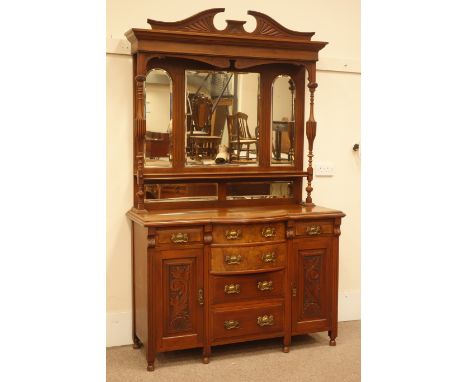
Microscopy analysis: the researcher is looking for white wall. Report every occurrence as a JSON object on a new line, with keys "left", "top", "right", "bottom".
{"left": 107, "top": 0, "right": 360, "bottom": 347}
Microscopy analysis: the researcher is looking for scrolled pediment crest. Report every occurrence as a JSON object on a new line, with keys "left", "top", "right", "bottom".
{"left": 147, "top": 8, "right": 315, "bottom": 41}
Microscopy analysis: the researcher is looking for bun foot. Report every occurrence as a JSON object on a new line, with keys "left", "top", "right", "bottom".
{"left": 147, "top": 363, "right": 155, "bottom": 372}
{"left": 202, "top": 356, "right": 210, "bottom": 364}
{"left": 329, "top": 339, "right": 336, "bottom": 346}
{"left": 282, "top": 346, "right": 290, "bottom": 353}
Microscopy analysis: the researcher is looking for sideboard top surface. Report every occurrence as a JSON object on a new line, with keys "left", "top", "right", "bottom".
{"left": 127, "top": 204, "right": 345, "bottom": 227}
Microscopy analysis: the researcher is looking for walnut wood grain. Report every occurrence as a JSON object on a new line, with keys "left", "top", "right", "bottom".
{"left": 211, "top": 243, "right": 287, "bottom": 274}
{"left": 211, "top": 222, "right": 285, "bottom": 244}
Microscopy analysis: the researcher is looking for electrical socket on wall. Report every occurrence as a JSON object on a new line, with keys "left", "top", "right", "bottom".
{"left": 315, "top": 162, "right": 334, "bottom": 176}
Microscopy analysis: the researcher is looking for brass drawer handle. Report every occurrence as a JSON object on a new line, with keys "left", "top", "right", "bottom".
{"left": 257, "top": 315, "right": 274, "bottom": 327}
{"left": 306, "top": 225, "right": 321, "bottom": 236}
{"left": 224, "top": 320, "right": 240, "bottom": 330}
{"left": 225, "top": 254, "right": 242, "bottom": 265}
{"left": 257, "top": 280, "right": 273, "bottom": 291}
{"left": 261, "top": 252, "right": 276, "bottom": 263}
{"left": 261, "top": 226, "right": 276, "bottom": 238}
{"left": 224, "top": 284, "right": 241, "bottom": 294}
{"left": 225, "top": 229, "right": 241, "bottom": 240}
{"left": 171, "top": 232, "right": 189, "bottom": 243}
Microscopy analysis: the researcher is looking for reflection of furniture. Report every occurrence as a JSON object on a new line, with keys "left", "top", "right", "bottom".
{"left": 145, "top": 132, "right": 170, "bottom": 159}
{"left": 187, "top": 94, "right": 222, "bottom": 159}
{"left": 126, "top": 8, "right": 344, "bottom": 373}
{"left": 227, "top": 112, "right": 258, "bottom": 161}
{"left": 272, "top": 121, "right": 294, "bottom": 161}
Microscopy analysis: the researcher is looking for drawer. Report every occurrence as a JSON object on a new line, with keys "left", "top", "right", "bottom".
{"left": 211, "top": 302, "right": 284, "bottom": 341}
{"left": 156, "top": 226, "right": 203, "bottom": 244}
{"left": 211, "top": 243, "right": 287, "bottom": 273}
{"left": 295, "top": 220, "right": 333, "bottom": 237}
{"left": 211, "top": 270, "right": 284, "bottom": 304}
{"left": 212, "top": 222, "right": 285, "bottom": 244}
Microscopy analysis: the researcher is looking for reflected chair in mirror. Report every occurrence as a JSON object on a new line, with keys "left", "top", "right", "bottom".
{"left": 227, "top": 112, "right": 258, "bottom": 161}
{"left": 187, "top": 94, "right": 221, "bottom": 160}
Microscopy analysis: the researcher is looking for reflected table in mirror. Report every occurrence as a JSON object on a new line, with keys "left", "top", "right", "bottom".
{"left": 272, "top": 121, "right": 294, "bottom": 163}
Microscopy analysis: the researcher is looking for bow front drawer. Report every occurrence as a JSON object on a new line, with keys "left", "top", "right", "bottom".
{"left": 211, "top": 243, "right": 287, "bottom": 273}
{"left": 212, "top": 222, "right": 285, "bottom": 244}
{"left": 211, "top": 270, "right": 284, "bottom": 304}
{"left": 211, "top": 302, "right": 284, "bottom": 342}
{"left": 155, "top": 226, "right": 203, "bottom": 244}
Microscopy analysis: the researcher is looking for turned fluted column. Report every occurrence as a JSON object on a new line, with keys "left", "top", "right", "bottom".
{"left": 134, "top": 74, "right": 147, "bottom": 211}
{"left": 304, "top": 63, "right": 318, "bottom": 206}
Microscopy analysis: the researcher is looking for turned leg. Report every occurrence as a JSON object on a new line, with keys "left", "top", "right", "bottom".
{"left": 328, "top": 329, "right": 337, "bottom": 346}
{"left": 283, "top": 335, "right": 291, "bottom": 353}
{"left": 146, "top": 361, "right": 155, "bottom": 372}
{"left": 146, "top": 347, "right": 156, "bottom": 372}
{"left": 132, "top": 336, "right": 142, "bottom": 349}
{"left": 202, "top": 346, "right": 211, "bottom": 364}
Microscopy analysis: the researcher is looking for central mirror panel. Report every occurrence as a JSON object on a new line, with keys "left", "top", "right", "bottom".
{"left": 144, "top": 69, "right": 173, "bottom": 168}
{"left": 185, "top": 70, "right": 260, "bottom": 166}
{"left": 271, "top": 75, "right": 295, "bottom": 166}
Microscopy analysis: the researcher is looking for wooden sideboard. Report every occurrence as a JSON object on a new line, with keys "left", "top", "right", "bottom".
{"left": 127, "top": 205, "right": 343, "bottom": 371}
{"left": 124, "top": 8, "right": 344, "bottom": 371}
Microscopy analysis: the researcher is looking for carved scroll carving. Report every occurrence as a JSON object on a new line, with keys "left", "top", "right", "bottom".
{"left": 168, "top": 264, "right": 192, "bottom": 332}
{"left": 147, "top": 8, "right": 315, "bottom": 41}
{"left": 303, "top": 254, "right": 322, "bottom": 316}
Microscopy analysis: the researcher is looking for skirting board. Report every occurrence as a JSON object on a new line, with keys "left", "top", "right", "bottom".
{"left": 106, "top": 290, "right": 361, "bottom": 347}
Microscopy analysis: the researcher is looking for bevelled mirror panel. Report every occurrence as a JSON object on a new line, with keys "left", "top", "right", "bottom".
{"left": 144, "top": 69, "right": 173, "bottom": 167}
{"left": 271, "top": 75, "right": 295, "bottom": 166}
{"left": 185, "top": 70, "right": 260, "bottom": 167}
{"left": 144, "top": 183, "right": 218, "bottom": 202}
{"left": 226, "top": 181, "right": 293, "bottom": 200}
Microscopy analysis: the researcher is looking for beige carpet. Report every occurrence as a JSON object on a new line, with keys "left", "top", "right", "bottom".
{"left": 107, "top": 320, "right": 360, "bottom": 382}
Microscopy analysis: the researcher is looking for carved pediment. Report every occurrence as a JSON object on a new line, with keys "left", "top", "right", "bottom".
{"left": 147, "top": 8, "right": 315, "bottom": 41}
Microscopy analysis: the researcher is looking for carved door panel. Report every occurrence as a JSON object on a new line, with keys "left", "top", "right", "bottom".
{"left": 292, "top": 237, "right": 331, "bottom": 334}
{"left": 156, "top": 248, "right": 204, "bottom": 350}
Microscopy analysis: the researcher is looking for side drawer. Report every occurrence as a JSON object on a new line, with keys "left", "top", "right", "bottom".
{"left": 212, "top": 222, "right": 285, "bottom": 244}
{"left": 211, "top": 302, "right": 284, "bottom": 342}
{"left": 211, "top": 270, "right": 284, "bottom": 304}
{"left": 156, "top": 226, "right": 203, "bottom": 244}
{"left": 211, "top": 243, "right": 287, "bottom": 273}
{"left": 294, "top": 220, "right": 334, "bottom": 237}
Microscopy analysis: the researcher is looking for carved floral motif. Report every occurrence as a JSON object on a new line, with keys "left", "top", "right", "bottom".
{"left": 303, "top": 255, "right": 321, "bottom": 315}
{"left": 168, "top": 264, "right": 191, "bottom": 331}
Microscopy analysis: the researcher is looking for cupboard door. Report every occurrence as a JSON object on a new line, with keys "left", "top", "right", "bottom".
{"left": 292, "top": 237, "right": 331, "bottom": 334}
{"left": 156, "top": 248, "right": 204, "bottom": 350}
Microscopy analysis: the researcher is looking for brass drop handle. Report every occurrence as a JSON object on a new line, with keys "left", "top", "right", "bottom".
{"left": 171, "top": 232, "right": 189, "bottom": 243}
{"left": 261, "top": 226, "right": 276, "bottom": 238}
{"left": 257, "top": 281, "right": 273, "bottom": 291}
{"left": 224, "top": 284, "right": 241, "bottom": 294}
{"left": 225, "top": 254, "right": 242, "bottom": 265}
{"left": 224, "top": 320, "right": 240, "bottom": 330}
{"left": 257, "top": 315, "right": 274, "bottom": 327}
{"left": 261, "top": 252, "right": 276, "bottom": 263}
{"left": 306, "top": 225, "right": 321, "bottom": 236}
{"left": 225, "top": 229, "right": 241, "bottom": 240}
{"left": 198, "top": 289, "right": 204, "bottom": 306}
